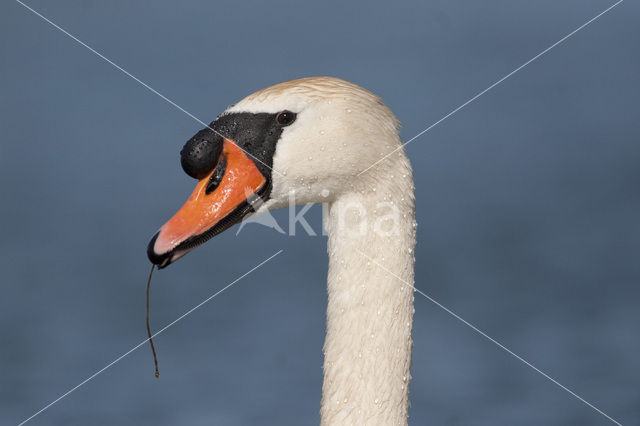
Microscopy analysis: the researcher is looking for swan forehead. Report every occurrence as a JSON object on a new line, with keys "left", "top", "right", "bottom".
{"left": 226, "top": 77, "right": 385, "bottom": 115}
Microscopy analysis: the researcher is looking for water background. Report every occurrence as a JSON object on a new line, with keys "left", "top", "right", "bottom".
{"left": 1, "top": 1, "right": 638, "bottom": 424}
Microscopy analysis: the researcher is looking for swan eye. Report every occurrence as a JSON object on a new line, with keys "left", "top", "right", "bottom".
{"left": 276, "top": 110, "right": 296, "bottom": 126}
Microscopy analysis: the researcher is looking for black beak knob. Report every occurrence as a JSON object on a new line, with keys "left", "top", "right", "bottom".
{"left": 180, "top": 128, "right": 223, "bottom": 180}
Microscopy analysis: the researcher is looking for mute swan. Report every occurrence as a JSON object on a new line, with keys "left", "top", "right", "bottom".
{"left": 148, "top": 77, "right": 416, "bottom": 425}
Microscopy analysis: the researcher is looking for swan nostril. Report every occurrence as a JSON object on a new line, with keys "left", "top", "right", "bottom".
{"left": 205, "top": 153, "right": 227, "bottom": 194}
{"left": 180, "top": 129, "right": 223, "bottom": 180}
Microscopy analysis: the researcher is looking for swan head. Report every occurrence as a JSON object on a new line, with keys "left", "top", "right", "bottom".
{"left": 148, "top": 77, "right": 402, "bottom": 268}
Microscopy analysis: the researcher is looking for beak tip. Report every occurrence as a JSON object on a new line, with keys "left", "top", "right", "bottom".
{"left": 147, "top": 231, "right": 171, "bottom": 268}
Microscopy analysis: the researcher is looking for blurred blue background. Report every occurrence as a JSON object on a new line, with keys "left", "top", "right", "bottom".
{"left": 1, "top": 0, "right": 638, "bottom": 424}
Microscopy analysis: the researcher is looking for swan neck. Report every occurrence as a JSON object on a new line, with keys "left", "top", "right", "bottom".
{"left": 321, "top": 172, "right": 416, "bottom": 425}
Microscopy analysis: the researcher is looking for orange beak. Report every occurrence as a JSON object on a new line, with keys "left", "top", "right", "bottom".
{"left": 147, "top": 139, "right": 267, "bottom": 268}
